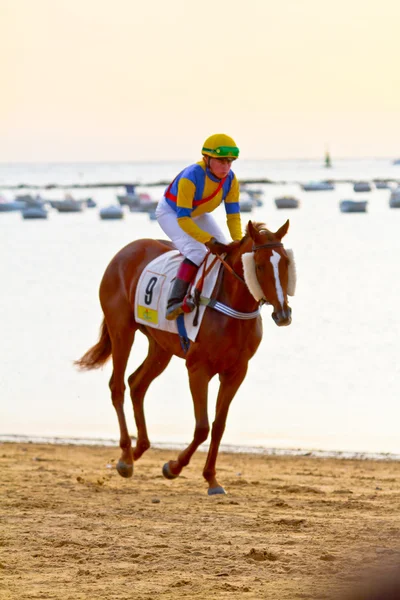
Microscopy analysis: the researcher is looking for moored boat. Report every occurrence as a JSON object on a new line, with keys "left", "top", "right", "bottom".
{"left": 99, "top": 205, "right": 124, "bottom": 220}
{"left": 301, "top": 181, "right": 335, "bottom": 191}
{"left": 373, "top": 180, "right": 391, "bottom": 190}
{"left": 51, "top": 195, "right": 84, "bottom": 212}
{"left": 239, "top": 191, "right": 254, "bottom": 212}
{"left": 389, "top": 187, "right": 400, "bottom": 208}
{"left": 131, "top": 192, "right": 158, "bottom": 213}
{"left": 117, "top": 185, "right": 141, "bottom": 209}
{"left": 85, "top": 198, "right": 97, "bottom": 208}
{"left": 340, "top": 200, "right": 368, "bottom": 213}
{"left": 275, "top": 196, "right": 300, "bottom": 209}
{"left": 0, "top": 193, "right": 45, "bottom": 212}
{"left": 22, "top": 205, "right": 48, "bottom": 219}
{"left": 0, "top": 198, "right": 26, "bottom": 212}
{"left": 241, "top": 186, "right": 264, "bottom": 207}
{"left": 353, "top": 182, "right": 372, "bottom": 192}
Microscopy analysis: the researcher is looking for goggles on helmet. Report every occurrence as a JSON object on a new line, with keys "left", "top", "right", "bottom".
{"left": 202, "top": 145, "right": 239, "bottom": 159}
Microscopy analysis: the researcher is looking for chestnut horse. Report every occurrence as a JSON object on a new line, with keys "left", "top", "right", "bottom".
{"left": 75, "top": 220, "right": 294, "bottom": 495}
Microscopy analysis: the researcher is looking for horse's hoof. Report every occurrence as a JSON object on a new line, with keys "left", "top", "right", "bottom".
{"left": 162, "top": 462, "right": 178, "bottom": 480}
{"left": 116, "top": 460, "right": 134, "bottom": 478}
{"left": 208, "top": 485, "right": 226, "bottom": 496}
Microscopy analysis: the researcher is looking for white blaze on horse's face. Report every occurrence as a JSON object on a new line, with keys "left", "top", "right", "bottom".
{"left": 270, "top": 250, "right": 285, "bottom": 309}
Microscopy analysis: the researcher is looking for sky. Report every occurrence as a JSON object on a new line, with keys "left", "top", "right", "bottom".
{"left": 1, "top": 0, "right": 400, "bottom": 161}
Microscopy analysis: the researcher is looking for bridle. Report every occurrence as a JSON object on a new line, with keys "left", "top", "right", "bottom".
{"left": 193, "top": 240, "right": 285, "bottom": 325}
{"left": 213, "top": 241, "right": 284, "bottom": 285}
{"left": 252, "top": 242, "right": 283, "bottom": 251}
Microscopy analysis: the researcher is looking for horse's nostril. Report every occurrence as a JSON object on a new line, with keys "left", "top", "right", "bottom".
{"left": 272, "top": 309, "right": 292, "bottom": 326}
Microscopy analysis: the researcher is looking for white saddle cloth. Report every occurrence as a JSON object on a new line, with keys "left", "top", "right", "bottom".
{"left": 134, "top": 250, "right": 221, "bottom": 342}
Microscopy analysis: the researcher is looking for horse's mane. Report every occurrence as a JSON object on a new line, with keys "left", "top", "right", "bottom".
{"left": 239, "top": 221, "right": 268, "bottom": 247}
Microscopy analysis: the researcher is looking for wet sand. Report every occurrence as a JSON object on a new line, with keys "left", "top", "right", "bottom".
{"left": 1, "top": 442, "right": 400, "bottom": 599}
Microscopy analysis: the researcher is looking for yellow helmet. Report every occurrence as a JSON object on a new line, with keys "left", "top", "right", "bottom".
{"left": 202, "top": 133, "right": 240, "bottom": 159}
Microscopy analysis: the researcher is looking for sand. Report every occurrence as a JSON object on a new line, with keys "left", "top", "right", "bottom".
{"left": 1, "top": 442, "right": 400, "bottom": 600}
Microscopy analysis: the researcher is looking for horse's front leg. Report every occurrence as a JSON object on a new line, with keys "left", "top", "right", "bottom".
{"left": 162, "top": 367, "right": 211, "bottom": 480}
{"left": 203, "top": 363, "right": 249, "bottom": 495}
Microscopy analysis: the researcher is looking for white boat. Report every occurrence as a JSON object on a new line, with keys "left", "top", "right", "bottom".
{"left": 353, "top": 182, "right": 372, "bottom": 192}
{"left": 0, "top": 195, "right": 25, "bottom": 212}
{"left": 373, "top": 180, "right": 391, "bottom": 189}
{"left": 301, "top": 181, "right": 335, "bottom": 191}
{"left": 340, "top": 200, "right": 368, "bottom": 213}
{"left": 130, "top": 192, "right": 158, "bottom": 213}
{"left": 241, "top": 186, "right": 264, "bottom": 207}
{"left": 85, "top": 198, "right": 97, "bottom": 208}
{"left": 239, "top": 191, "right": 254, "bottom": 212}
{"left": 117, "top": 185, "right": 141, "bottom": 209}
{"left": 50, "top": 195, "right": 84, "bottom": 212}
{"left": 22, "top": 205, "right": 48, "bottom": 219}
{"left": 15, "top": 194, "right": 40, "bottom": 205}
{"left": 275, "top": 196, "right": 300, "bottom": 209}
{"left": 0, "top": 193, "right": 46, "bottom": 212}
{"left": 99, "top": 205, "right": 124, "bottom": 220}
{"left": 389, "top": 188, "right": 400, "bottom": 208}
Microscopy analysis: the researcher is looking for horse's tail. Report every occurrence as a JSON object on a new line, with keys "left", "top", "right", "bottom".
{"left": 74, "top": 318, "right": 112, "bottom": 370}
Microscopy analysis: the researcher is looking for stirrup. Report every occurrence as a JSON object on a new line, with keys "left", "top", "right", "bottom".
{"left": 165, "top": 297, "right": 195, "bottom": 321}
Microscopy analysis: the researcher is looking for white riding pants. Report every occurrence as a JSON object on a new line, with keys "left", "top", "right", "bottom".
{"left": 155, "top": 197, "right": 229, "bottom": 266}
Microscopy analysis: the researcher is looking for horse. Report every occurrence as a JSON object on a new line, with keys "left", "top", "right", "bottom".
{"left": 75, "top": 220, "right": 295, "bottom": 495}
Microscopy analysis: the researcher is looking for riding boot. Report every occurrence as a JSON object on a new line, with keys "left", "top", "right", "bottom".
{"left": 166, "top": 258, "right": 198, "bottom": 321}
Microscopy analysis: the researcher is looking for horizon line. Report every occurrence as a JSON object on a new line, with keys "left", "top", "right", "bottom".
{"left": 0, "top": 156, "right": 399, "bottom": 166}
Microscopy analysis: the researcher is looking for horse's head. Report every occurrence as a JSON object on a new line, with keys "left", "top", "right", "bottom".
{"left": 242, "top": 220, "right": 296, "bottom": 327}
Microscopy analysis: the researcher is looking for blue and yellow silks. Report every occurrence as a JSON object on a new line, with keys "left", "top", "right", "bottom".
{"left": 164, "top": 161, "right": 242, "bottom": 244}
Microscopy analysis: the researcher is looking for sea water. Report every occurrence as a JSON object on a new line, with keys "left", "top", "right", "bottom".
{"left": 1, "top": 159, "right": 400, "bottom": 456}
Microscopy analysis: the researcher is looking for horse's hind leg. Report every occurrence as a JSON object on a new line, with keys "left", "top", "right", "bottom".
{"left": 128, "top": 337, "right": 172, "bottom": 461}
{"left": 107, "top": 313, "right": 137, "bottom": 478}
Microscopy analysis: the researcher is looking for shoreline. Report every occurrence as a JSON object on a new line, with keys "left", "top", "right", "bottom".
{"left": 1, "top": 433, "right": 400, "bottom": 462}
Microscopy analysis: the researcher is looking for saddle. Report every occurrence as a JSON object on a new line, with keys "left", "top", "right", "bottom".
{"left": 134, "top": 250, "right": 221, "bottom": 343}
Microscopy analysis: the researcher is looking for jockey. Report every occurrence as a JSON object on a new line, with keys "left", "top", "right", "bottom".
{"left": 156, "top": 133, "right": 243, "bottom": 321}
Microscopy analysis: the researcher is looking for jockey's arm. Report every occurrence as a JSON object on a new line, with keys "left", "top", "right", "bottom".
{"left": 176, "top": 178, "right": 213, "bottom": 243}
{"left": 224, "top": 175, "right": 243, "bottom": 241}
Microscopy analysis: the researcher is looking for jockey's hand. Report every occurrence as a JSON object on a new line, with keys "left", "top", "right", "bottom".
{"left": 205, "top": 237, "right": 232, "bottom": 255}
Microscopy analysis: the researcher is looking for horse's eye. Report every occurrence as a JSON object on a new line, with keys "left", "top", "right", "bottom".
{"left": 256, "top": 264, "right": 264, "bottom": 272}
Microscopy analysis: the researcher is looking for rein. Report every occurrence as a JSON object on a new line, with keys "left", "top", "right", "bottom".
{"left": 214, "top": 253, "right": 246, "bottom": 284}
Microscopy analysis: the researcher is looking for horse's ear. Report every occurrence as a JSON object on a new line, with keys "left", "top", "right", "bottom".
{"left": 247, "top": 221, "right": 259, "bottom": 242}
{"left": 275, "top": 220, "right": 290, "bottom": 240}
